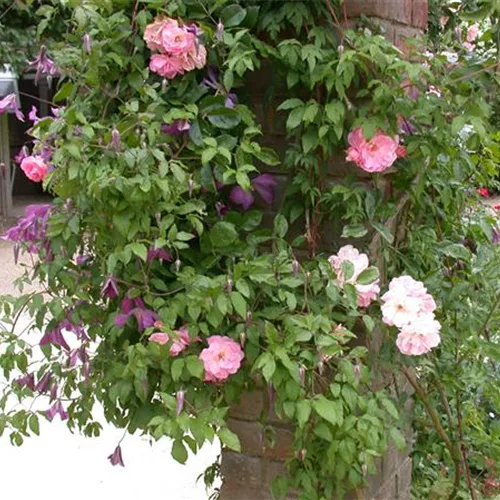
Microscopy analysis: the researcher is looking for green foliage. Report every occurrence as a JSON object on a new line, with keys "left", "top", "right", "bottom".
{"left": 1, "top": 1, "right": 500, "bottom": 499}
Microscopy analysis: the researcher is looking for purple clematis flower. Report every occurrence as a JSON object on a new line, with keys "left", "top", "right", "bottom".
{"left": 101, "top": 276, "right": 119, "bottom": 299}
{"left": 35, "top": 372, "right": 52, "bottom": 393}
{"left": 28, "top": 106, "right": 41, "bottom": 124}
{"left": 28, "top": 45, "right": 58, "bottom": 85}
{"left": 115, "top": 297, "right": 158, "bottom": 332}
{"left": 15, "top": 373, "right": 35, "bottom": 391}
{"left": 161, "top": 120, "right": 191, "bottom": 136}
{"left": 176, "top": 391, "right": 185, "bottom": 416}
{"left": 0, "top": 93, "right": 25, "bottom": 122}
{"left": 76, "top": 255, "right": 91, "bottom": 266}
{"left": 110, "top": 127, "right": 121, "bottom": 151}
{"left": 215, "top": 20, "right": 224, "bottom": 41}
{"left": 202, "top": 66, "right": 219, "bottom": 90}
{"left": 229, "top": 174, "right": 277, "bottom": 211}
{"left": 40, "top": 327, "right": 71, "bottom": 351}
{"left": 2, "top": 204, "right": 52, "bottom": 263}
{"left": 14, "top": 146, "right": 29, "bottom": 165}
{"left": 83, "top": 33, "right": 92, "bottom": 53}
{"left": 46, "top": 400, "right": 68, "bottom": 421}
{"left": 69, "top": 346, "right": 88, "bottom": 368}
{"left": 215, "top": 201, "right": 229, "bottom": 218}
{"left": 225, "top": 93, "right": 238, "bottom": 108}
{"left": 108, "top": 445, "right": 125, "bottom": 467}
{"left": 147, "top": 248, "right": 173, "bottom": 262}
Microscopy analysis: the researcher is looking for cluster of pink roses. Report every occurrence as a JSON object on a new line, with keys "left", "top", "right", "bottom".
{"left": 150, "top": 326, "right": 244, "bottom": 382}
{"left": 346, "top": 127, "right": 406, "bottom": 173}
{"left": 144, "top": 17, "right": 207, "bottom": 80}
{"left": 329, "top": 245, "right": 380, "bottom": 308}
{"left": 381, "top": 276, "right": 441, "bottom": 356}
{"left": 20, "top": 155, "right": 49, "bottom": 183}
{"left": 464, "top": 24, "right": 480, "bottom": 52}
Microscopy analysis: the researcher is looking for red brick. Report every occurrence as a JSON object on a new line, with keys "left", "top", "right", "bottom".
{"left": 220, "top": 481, "right": 272, "bottom": 500}
{"left": 221, "top": 451, "right": 263, "bottom": 486}
{"left": 412, "top": 0, "right": 428, "bottom": 29}
{"left": 227, "top": 419, "right": 263, "bottom": 456}
{"left": 230, "top": 391, "right": 265, "bottom": 422}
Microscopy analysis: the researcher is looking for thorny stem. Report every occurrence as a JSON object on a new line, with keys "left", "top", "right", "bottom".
{"left": 400, "top": 366, "right": 462, "bottom": 500}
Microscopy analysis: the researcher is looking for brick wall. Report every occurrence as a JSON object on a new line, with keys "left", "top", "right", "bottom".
{"left": 220, "top": 1, "right": 427, "bottom": 498}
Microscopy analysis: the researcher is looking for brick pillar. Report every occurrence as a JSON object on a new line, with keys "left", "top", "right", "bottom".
{"left": 220, "top": 2, "right": 427, "bottom": 499}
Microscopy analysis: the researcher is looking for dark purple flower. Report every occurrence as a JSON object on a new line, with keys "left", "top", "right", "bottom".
{"left": 108, "top": 445, "right": 125, "bottom": 467}
{"left": 69, "top": 346, "right": 88, "bottom": 368}
{"left": 252, "top": 174, "right": 277, "bottom": 205}
{"left": 161, "top": 120, "right": 191, "bottom": 136}
{"left": 50, "top": 383, "right": 58, "bottom": 402}
{"left": 101, "top": 276, "right": 119, "bottom": 299}
{"left": 28, "top": 46, "right": 58, "bottom": 85}
{"left": 46, "top": 400, "right": 68, "bottom": 421}
{"left": 215, "top": 201, "right": 228, "bottom": 218}
{"left": 35, "top": 372, "right": 52, "bottom": 393}
{"left": 51, "top": 106, "right": 62, "bottom": 117}
{"left": 147, "top": 248, "right": 173, "bottom": 262}
{"left": 40, "top": 327, "right": 70, "bottom": 351}
{"left": 15, "top": 373, "right": 35, "bottom": 391}
{"left": 202, "top": 66, "right": 219, "bottom": 89}
{"left": 215, "top": 20, "right": 224, "bottom": 41}
{"left": 115, "top": 297, "right": 158, "bottom": 331}
{"left": 0, "top": 93, "right": 24, "bottom": 122}
{"left": 76, "top": 255, "right": 91, "bottom": 266}
{"left": 83, "top": 33, "right": 92, "bottom": 53}
{"left": 230, "top": 186, "right": 254, "bottom": 210}
{"left": 176, "top": 391, "right": 185, "bottom": 416}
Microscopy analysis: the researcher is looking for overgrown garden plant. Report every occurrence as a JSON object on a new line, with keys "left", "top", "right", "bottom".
{"left": 0, "top": 1, "right": 499, "bottom": 499}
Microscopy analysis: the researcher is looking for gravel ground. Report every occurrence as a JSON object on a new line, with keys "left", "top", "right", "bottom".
{"left": 0, "top": 204, "right": 220, "bottom": 500}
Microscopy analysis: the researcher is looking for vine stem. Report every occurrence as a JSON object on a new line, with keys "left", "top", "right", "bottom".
{"left": 400, "top": 366, "right": 461, "bottom": 500}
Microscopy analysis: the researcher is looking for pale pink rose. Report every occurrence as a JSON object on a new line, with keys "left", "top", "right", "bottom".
{"left": 381, "top": 295, "right": 422, "bottom": 328}
{"left": 20, "top": 155, "right": 48, "bottom": 183}
{"left": 183, "top": 44, "right": 207, "bottom": 71}
{"left": 467, "top": 24, "right": 480, "bottom": 42}
{"left": 144, "top": 18, "right": 179, "bottom": 52}
{"left": 328, "top": 245, "right": 369, "bottom": 285}
{"left": 463, "top": 41, "right": 475, "bottom": 52}
{"left": 356, "top": 281, "right": 380, "bottom": 308}
{"left": 161, "top": 23, "right": 196, "bottom": 56}
{"left": 149, "top": 54, "right": 184, "bottom": 79}
{"left": 396, "top": 316, "right": 441, "bottom": 356}
{"left": 199, "top": 335, "right": 244, "bottom": 382}
{"left": 346, "top": 128, "right": 399, "bottom": 173}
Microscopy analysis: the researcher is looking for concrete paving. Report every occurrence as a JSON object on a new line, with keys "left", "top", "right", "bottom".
{"left": 0, "top": 202, "right": 220, "bottom": 500}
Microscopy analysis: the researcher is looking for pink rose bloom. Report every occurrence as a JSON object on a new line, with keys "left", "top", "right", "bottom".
{"left": 356, "top": 282, "right": 380, "bottom": 308}
{"left": 384, "top": 276, "right": 436, "bottom": 314}
{"left": 346, "top": 128, "right": 399, "bottom": 173}
{"left": 182, "top": 44, "right": 207, "bottom": 71}
{"left": 199, "top": 335, "right": 244, "bottom": 382}
{"left": 396, "top": 316, "right": 441, "bottom": 356}
{"left": 328, "top": 245, "right": 369, "bottom": 285}
{"left": 463, "top": 41, "right": 475, "bottom": 52}
{"left": 20, "top": 155, "right": 48, "bottom": 183}
{"left": 467, "top": 24, "right": 480, "bottom": 42}
{"left": 161, "top": 23, "right": 196, "bottom": 56}
{"left": 149, "top": 327, "right": 195, "bottom": 356}
{"left": 381, "top": 295, "right": 422, "bottom": 328}
{"left": 149, "top": 54, "right": 184, "bottom": 79}
{"left": 144, "top": 18, "right": 179, "bottom": 52}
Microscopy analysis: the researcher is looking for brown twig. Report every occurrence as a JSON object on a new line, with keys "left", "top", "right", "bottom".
{"left": 401, "top": 366, "right": 462, "bottom": 500}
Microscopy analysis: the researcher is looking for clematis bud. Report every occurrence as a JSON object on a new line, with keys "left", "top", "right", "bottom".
{"left": 50, "top": 383, "right": 58, "bottom": 402}
{"left": 176, "top": 390, "right": 185, "bottom": 416}
{"left": 298, "top": 449, "right": 307, "bottom": 461}
{"left": 215, "top": 20, "right": 224, "bottom": 41}
{"left": 318, "top": 360, "right": 324, "bottom": 375}
{"left": 305, "top": 271, "right": 311, "bottom": 283}
{"left": 225, "top": 278, "right": 233, "bottom": 293}
{"left": 246, "top": 311, "right": 252, "bottom": 326}
{"left": 101, "top": 276, "right": 119, "bottom": 299}
{"left": 362, "top": 464, "right": 368, "bottom": 477}
{"left": 299, "top": 366, "right": 306, "bottom": 386}
{"left": 338, "top": 44, "right": 344, "bottom": 55}
{"left": 46, "top": 400, "right": 68, "bottom": 421}
{"left": 188, "top": 177, "right": 194, "bottom": 197}
{"left": 175, "top": 259, "right": 181, "bottom": 272}
{"left": 108, "top": 445, "right": 125, "bottom": 467}
{"left": 162, "top": 79, "right": 168, "bottom": 91}
{"left": 354, "top": 364, "right": 362, "bottom": 379}
{"left": 292, "top": 259, "right": 300, "bottom": 275}
{"left": 155, "top": 213, "right": 161, "bottom": 225}
{"left": 239, "top": 331, "right": 246, "bottom": 347}
{"left": 35, "top": 372, "right": 51, "bottom": 393}
{"left": 83, "top": 33, "right": 92, "bottom": 53}
{"left": 110, "top": 127, "right": 121, "bottom": 151}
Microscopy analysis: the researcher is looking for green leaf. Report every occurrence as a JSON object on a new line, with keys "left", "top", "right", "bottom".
{"left": 381, "top": 398, "right": 399, "bottom": 420}
{"left": 277, "top": 98, "right": 304, "bottom": 111}
{"left": 221, "top": 4, "right": 247, "bottom": 27}
{"left": 313, "top": 396, "right": 344, "bottom": 427}
{"left": 286, "top": 107, "right": 304, "bottom": 130}
{"left": 274, "top": 214, "right": 288, "bottom": 238}
{"left": 186, "top": 356, "right": 204, "bottom": 379}
{"left": 230, "top": 291, "right": 247, "bottom": 318}
{"left": 207, "top": 107, "right": 241, "bottom": 129}
{"left": 389, "top": 427, "right": 406, "bottom": 451}
{"left": 219, "top": 427, "right": 241, "bottom": 451}
{"left": 314, "top": 422, "right": 333, "bottom": 441}
{"left": 372, "top": 222, "right": 394, "bottom": 244}
{"left": 171, "top": 358, "right": 184, "bottom": 381}
{"left": 172, "top": 439, "right": 188, "bottom": 464}
{"left": 28, "top": 414, "right": 39, "bottom": 436}
{"left": 340, "top": 260, "right": 355, "bottom": 282}
{"left": 129, "top": 243, "right": 148, "bottom": 261}
{"left": 357, "top": 267, "right": 379, "bottom": 285}
{"left": 296, "top": 400, "right": 311, "bottom": 428}
{"left": 342, "top": 224, "right": 368, "bottom": 239}
{"left": 210, "top": 222, "right": 238, "bottom": 247}
{"left": 53, "top": 82, "right": 74, "bottom": 103}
